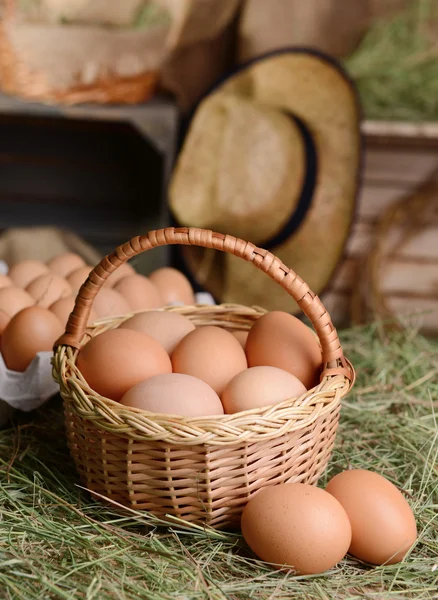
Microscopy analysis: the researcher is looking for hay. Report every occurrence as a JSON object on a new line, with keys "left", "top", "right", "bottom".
{"left": 345, "top": 0, "right": 438, "bottom": 121}
{"left": 0, "top": 323, "right": 437, "bottom": 599}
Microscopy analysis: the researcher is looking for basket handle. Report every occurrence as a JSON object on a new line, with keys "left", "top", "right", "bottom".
{"left": 54, "top": 227, "right": 354, "bottom": 382}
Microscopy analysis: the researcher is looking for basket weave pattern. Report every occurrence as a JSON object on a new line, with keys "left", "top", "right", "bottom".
{"left": 53, "top": 227, "right": 354, "bottom": 528}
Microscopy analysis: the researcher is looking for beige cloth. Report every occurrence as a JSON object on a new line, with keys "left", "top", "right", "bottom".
{"left": 38, "top": 0, "right": 145, "bottom": 26}
{"left": 237, "top": 0, "right": 413, "bottom": 64}
{"left": 0, "top": 227, "right": 101, "bottom": 267}
{"left": 160, "top": 16, "right": 238, "bottom": 111}
{"left": 237, "top": 0, "right": 372, "bottom": 63}
{"left": 2, "top": 0, "right": 241, "bottom": 108}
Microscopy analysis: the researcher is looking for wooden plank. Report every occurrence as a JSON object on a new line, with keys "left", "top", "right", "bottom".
{"left": 363, "top": 149, "right": 438, "bottom": 185}
{"left": 326, "top": 121, "right": 438, "bottom": 330}
{"left": 343, "top": 222, "right": 438, "bottom": 261}
{"left": 330, "top": 259, "right": 359, "bottom": 292}
{"left": 321, "top": 290, "right": 438, "bottom": 332}
{"left": 362, "top": 120, "right": 438, "bottom": 150}
{"left": 356, "top": 184, "right": 410, "bottom": 221}
{"left": 396, "top": 228, "right": 438, "bottom": 261}
{"left": 331, "top": 258, "right": 438, "bottom": 296}
{"left": 320, "top": 291, "right": 350, "bottom": 327}
{"left": 387, "top": 297, "right": 438, "bottom": 332}
{"left": 344, "top": 222, "right": 374, "bottom": 256}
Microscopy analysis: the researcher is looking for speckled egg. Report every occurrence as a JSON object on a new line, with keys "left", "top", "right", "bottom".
{"left": 241, "top": 483, "right": 351, "bottom": 574}
{"left": 326, "top": 469, "right": 417, "bottom": 565}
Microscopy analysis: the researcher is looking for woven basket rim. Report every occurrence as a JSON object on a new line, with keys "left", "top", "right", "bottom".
{"left": 53, "top": 303, "right": 351, "bottom": 445}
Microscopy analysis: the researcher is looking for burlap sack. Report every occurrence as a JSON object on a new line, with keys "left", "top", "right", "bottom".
{"left": 237, "top": 0, "right": 372, "bottom": 63}
{"left": 0, "top": 0, "right": 241, "bottom": 107}
{"left": 0, "top": 226, "right": 101, "bottom": 266}
{"left": 237, "top": 0, "right": 417, "bottom": 65}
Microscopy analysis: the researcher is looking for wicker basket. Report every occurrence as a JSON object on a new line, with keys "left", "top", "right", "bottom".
{"left": 0, "top": 1, "right": 159, "bottom": 105}
{"left": 52, "top": 227, "right": 355, "bottom": 529}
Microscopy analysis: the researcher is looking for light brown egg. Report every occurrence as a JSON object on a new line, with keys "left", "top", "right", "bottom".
{"left": 171, "top": 325, "right": 247, "bottom": 395}
{"left": 1, "top": 306, "right": 64, "bottom": 372}
{"left": 8, "top": 260, "right": 50, "bottom": 289}
{"left": 119, "top": 310, "right": 195, "bottom": 354}
{"left": 114, "top": 275, "right": 162, "bottom": 311}
{"left": 0, "top": 286, "right": 34, "bottom": 318}
{"left": 66, "top": 266, "right": 94, "bottom": 292}
{"left": 245, "top": 311, "right": 322, "bottom": 389}
{"left": 104, "top": 263, "right": 136, "bottom": 288}
{"left": 26, "top": 274, "right": 72, "bottom": 308}
{"left": 0, "top": 310, "right": 10, "bottom": 336}
{"left": 241, "top": 483, "right": 352, "bottom": 574}
{"left": 222, "top": 366, "right": 306, "bottom": 414}
{"left": 326, "top": 469, "right": 417, "bottom": 565}
{"left": 0, "top": 274, "right": 12, "bottom": 289}
{"left": 149, "top": 267, "right": 195, "bottom": 305}
{"left": 77, "top": 329, "right": 172, "bottom": 401}
{"left": 50, "top": 296, "right": 97, "bottom": 328}
{"left": 47, "top": 252, "right": 86, "bottom": 277}
{"left": 92, "top": 288, "right": 131, "bottom": 319}
{"left": 231, "top": 330, "right": 249, "bottom": 349}
{"left": 121, "top": 373, "right": 224, "bottom": 417}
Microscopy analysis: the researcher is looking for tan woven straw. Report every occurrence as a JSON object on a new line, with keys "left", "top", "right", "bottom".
{"left": 52, "top": 227, "right": 355, "bottom": 529}
{"left": 169, "top": 50, "right": 362, "bottom": 313}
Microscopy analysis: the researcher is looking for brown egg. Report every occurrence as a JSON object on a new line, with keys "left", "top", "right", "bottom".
{"left": 47, "top": 252, "right": 86, "bottom": 277}
{"left": 26, "top": 274, "right": 72, "bottom": 308}
{"left": 50, "top": 296, "right": 97, "bottom": 328}
{"left": 0, "top": 286, "right": 34, "bottom": 318}
{"left": 92, "top": 288, "right": 131, "bottom": 318}
{"left": 241, "top": 483, "right": 352, "bottom": 574}
{"left": 0, "top": 274, "right": 12, "bottom": 289}
{"left": 119, "top": 310, "right": 195, "bottom": 354}
{"left": 231, "top": 330, "right": 249, "bottom": 349}
{"left": 67, "top": 266, "right": 94, "bottom": 292}
{"left": 149, "top": 267, "right": 195, "bottom": 305}
{"left": 1, "top": 306, "right": 64, "bottom": 372}
{"left": 245, "top": 311, "right": 322, "bottom": 389}
{"left": 114, "top": 275, "right": 162, "bottom": 311}
{"left": 121, "top": 373, "right": 224, "bottom": 417}
{"left": 104, "top": 263, "right": 136, "bottom": 288}
{"left": 8, "top": 260, "right": 50, "bottom": 289}
{"left": 326, "top": 469, "right": 417, "bottom": 565}
{"left": 77, "top": 329, "right": 172, "bottom": 401}
{"left": 0, "top": 310, "right": 10, "bottom": 336}
{"left": 171, "top": 325, "right": 247, "bottom": 395}
{"left": 222, "top": 366, "right": 306, "bottom": 414}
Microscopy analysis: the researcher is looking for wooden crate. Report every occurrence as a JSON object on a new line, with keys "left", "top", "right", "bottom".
{"left": 0, "top": 92, "right": 179, "bottom": 272}
{"left": 321, "top": 121, "right": 438, "bottom": 333}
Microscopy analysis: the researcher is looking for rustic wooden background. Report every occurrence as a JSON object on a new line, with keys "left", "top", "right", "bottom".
{"left": 322, "top": 122, "right": 438, "bottom": 333}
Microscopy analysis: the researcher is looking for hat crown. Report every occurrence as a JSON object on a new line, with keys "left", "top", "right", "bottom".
{"left": 170, "top": 94, "right": 305, "bottom": 244}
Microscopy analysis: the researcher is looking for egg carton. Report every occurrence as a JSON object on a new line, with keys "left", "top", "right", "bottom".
{"left": 0, "top": 291, "right": 216, "bottom": 426}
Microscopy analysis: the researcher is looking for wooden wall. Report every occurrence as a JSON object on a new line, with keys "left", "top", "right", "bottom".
{"left": 321, "top": 122, "right": 438, "bottom": 332}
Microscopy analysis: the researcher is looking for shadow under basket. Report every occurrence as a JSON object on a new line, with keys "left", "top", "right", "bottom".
{"left": 52, "top": 227, "right": 355, "bottom": 529}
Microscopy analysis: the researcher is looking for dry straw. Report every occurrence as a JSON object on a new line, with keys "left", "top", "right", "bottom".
{"left": 52, "top": 227, "right": 354, "bottom": 529}
{"left": 345, "top": 0, "right": 438, "bottom": 121}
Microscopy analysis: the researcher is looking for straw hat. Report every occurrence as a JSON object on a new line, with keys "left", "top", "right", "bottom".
{"left": 169, "top": 49, "right": 362, "bottom": 313}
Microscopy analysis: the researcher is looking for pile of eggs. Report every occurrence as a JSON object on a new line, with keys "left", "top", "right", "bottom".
{"left": 0, "top": 252, "right": 194, "bottom": 373}
{"left": 77, "top": 308, "right": 322, "bottom": 416}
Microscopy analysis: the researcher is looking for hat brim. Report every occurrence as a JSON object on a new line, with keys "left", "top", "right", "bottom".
{"left": 170, "top": 48, "right": 362, "bottom": 313}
